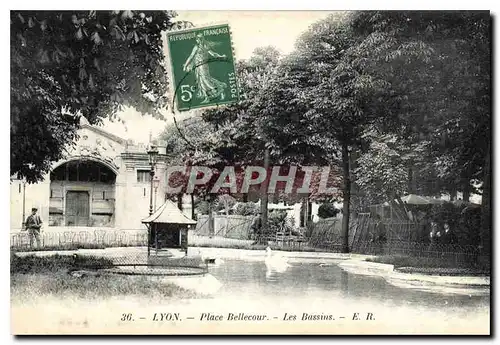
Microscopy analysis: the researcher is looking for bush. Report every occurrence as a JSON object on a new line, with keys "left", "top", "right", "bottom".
{"left": 234, "top": 202, "right": 260, "bottom": 216}
{"left": 267, "top": 211, "right": 294, "bottom": 235}
{"left": 318, "top": 203, "right": 340, "bottom": 219}
{"left": 10, "top": 253, "right": 114, "bottom": 274}
{"left": 267, "top": 208, "right": 286, "bottom": 234}
{"left": 196, "top": 201, "right": 210, "bottom": 215}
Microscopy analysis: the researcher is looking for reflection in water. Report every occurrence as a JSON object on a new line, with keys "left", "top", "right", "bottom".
{"left": 264, "top": 247, "right": 291, "bottom": 281}
{"left": 208, "top": 259, "right": 489, "bottom": 313}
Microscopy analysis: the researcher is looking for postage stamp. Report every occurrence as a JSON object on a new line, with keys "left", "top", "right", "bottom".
{"left": 166, "top": 23, "right": 240, "bottom": 111}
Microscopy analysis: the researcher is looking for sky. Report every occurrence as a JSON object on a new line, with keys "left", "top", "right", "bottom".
{"left": 99, "top": 10, "right": 341, "bottom": 144}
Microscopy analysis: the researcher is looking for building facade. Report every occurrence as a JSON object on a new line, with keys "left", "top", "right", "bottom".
{"left": 10, "top": 118, "right": 181, "bottom": 234}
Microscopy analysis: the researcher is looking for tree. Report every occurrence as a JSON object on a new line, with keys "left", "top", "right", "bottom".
{"left": 192, "top": 46, "right": 284, "bottom": 229}
{"left": 11, "top": 10, "right": 179, "bottom": 182}
{"left": 354, "top": 130, "right": 446, "bottom": 206}
{"left": 273, "top": 16, "right": 394, "bottom": 252}
{"left": 347, "top": 11, "right": 490, "bottom": 255}
{"left": 347, "top": 11, "right": 490, "bottom": 201}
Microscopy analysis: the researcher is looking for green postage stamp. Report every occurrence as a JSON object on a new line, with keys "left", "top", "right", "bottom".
{"left": 167, "top": 24, "right": 240, "bottom": 111}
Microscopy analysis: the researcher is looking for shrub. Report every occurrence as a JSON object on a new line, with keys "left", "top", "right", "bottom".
{"left": 267, "top": 211, "right": 293, "bottom": 235}
{"left": 318, "top": 203, "right": 340, "bottom": 219}
{"left": 195, "top": 201, "right": 210, "bottom": 215}
{"left": 234, "top": 202, "right": 260, "bottom": 216}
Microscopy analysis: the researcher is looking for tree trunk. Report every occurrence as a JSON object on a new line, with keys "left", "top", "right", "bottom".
{"left": 407, "top": 164, "right": 415, "bottom": 194}
{"left": 190, "top": 194, "right": 195, "bottom": 220}
{"left": 177, "top": 193, "right": 183, "bottom": 211}
{"left": 301, "top": 198, "right": 308, "bottom": 227}
{"left": 449, "top": 186, "right": 457, "bottom": 201}
{"left": 225, "top": 204, "right": 230, "bottom": 236}
{"left": 462, "top": 177, "right": 471, "bottom": 202}
{"left": 208, "top": 198, "right": 214, "bottom": 237}
{"left": 260, "top": 147, "right": 270, "bottom": 234}
{"left": 307, "top": 199, "right": 312, "bottom": 223}
{"left": 341, "top": 142, "right": 350, "bottom": 253}
{"left": 350, "top": 149, "right": 360, "bottom": 213}
{"left": 480, "top": 142, "right": 491, "bottom": 260}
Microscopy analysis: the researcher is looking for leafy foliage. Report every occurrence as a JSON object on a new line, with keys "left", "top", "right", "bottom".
{"left": 267, "top": 211, "right": 292, "bottom": 234}
{"left": 347, "top": 11, "right": 491, "bottom": 200}
{"left": 234, "top": 202, "right": 260, "bottom": 216}
{"left": 214, "top": 194, "right": 237, "bottom": 214}
{"left": 11, "top": 10, "right": 178, "bottom": 182}
{"left": 317, "top": 203, "right": 340, "bottom": 219}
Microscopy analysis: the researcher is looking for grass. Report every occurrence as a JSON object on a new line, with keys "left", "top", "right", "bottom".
{"left": 11, "top": 273, "right": 198, "bottom": 302}
{"left": 11, "top": 253, "right": 114, "bottom": 274}
{"left": 365, "top": 255, "right": 490, "bottom": 275}
{"left": 146, "top": 255, "right": 206, "bottom": 268}
{"left": 10, "top": 253, "right": 199, "bottom": 301}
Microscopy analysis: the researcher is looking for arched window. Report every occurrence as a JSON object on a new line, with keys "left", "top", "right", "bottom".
{"left": 50, "top": 160, "right": 116, "bottom": 183}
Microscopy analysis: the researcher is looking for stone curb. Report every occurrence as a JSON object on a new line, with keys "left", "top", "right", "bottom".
{"left": 338, "top": 259, "right": 490, "bottom": 295}
{"left": 192, "top": 246, "right": 371, "bottom": 261}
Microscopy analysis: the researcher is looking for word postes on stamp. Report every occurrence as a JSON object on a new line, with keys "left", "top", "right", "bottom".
{"left": 167, "top": 24, "right": 240, "bottom": 112}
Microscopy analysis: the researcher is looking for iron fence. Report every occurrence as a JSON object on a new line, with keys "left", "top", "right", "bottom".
{"left": 11, "top": 230, "right": 148, "bottom": 251}
{"left": 10, "top": 224, "right": 489, "bottom": 272}
{"left": 11, "top": 230, "right": 209, "bottom": 276}
{"left": 354, "top": 240, "right": 485, "bottom": 265}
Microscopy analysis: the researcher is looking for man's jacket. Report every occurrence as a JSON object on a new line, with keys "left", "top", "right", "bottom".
{"left": 25, "top": 215, "right": 42, "bottom": 230}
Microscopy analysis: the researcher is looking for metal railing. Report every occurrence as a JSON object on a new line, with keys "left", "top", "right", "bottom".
{"left": 10, "top": 225, "right": 489, "bottom": 272}
{"left": 11, "top": 230, "right": 148, "bottom": 251}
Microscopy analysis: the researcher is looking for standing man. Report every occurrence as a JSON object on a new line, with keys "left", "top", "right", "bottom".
{"left": 25, "top": 207, "right": 43, "bottom": 248}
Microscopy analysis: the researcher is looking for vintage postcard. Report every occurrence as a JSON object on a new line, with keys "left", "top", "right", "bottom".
{"left": 10, "top": 10, "right": 491, "bottom": 335}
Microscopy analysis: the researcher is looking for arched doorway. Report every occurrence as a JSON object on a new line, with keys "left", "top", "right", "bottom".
{"left": 49, "top": 158, "right": 117, "bottom": 227}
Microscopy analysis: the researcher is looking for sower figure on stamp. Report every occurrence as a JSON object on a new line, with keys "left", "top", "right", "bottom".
{"left": 25, "top": 207, "right": 43, "bottom": 248}
{"left": 183, "top": 33, "right": 227, "bottom": 104}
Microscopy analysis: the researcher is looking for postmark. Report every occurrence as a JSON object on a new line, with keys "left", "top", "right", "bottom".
{"left": 166, "top": 24, "right": 240, "bottom": 112}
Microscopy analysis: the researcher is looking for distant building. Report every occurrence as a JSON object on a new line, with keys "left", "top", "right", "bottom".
{"left": 10, "top": 117, "right": 173, "bottom": 233}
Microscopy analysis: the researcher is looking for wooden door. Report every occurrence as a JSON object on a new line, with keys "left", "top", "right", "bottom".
{"left": 66, "top": 191, "right": 90, "bottom": 226}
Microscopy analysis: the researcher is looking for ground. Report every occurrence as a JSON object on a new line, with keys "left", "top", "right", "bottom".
{"left": 10, "top": 254, "right": 199, "bottom": 304}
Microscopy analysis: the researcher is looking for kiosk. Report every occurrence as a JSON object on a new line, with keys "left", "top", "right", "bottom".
{"left": 142, "top": 200, "right": 197, "bottom": 257}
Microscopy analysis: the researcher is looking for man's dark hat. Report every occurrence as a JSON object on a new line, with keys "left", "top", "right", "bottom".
{"left": 32, "top": 207, "right": 38, "bottom": 211}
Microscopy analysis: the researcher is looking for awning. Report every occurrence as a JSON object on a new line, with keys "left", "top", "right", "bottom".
{"left": 142, "top": 200, "right": 197, "bottom": 225}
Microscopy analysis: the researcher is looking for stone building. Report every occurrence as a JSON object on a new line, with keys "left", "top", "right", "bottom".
{"left": 10, "top": 118, "right": 182, "bottom": 235}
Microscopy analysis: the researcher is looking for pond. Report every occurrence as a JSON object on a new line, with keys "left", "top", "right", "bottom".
{"left": 208, "top": 259, "right": 489, "bottom": 308}
{"left": 203, "top": 258, "right": 490, "bottom": 333}
{"left": 10, "top": 254, "right": 490, "bottom": 334}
